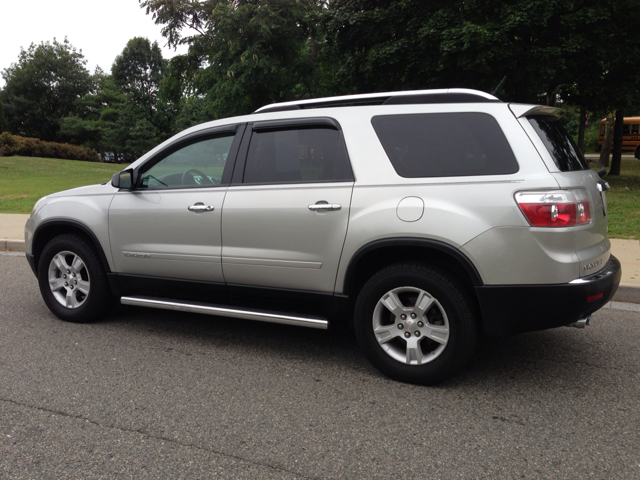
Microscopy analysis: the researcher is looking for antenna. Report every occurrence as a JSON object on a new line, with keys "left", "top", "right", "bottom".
{"left": 492, "top": 76, "right": 507, "bottom": 96}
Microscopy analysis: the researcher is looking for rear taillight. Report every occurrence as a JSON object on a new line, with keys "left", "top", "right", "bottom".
{"left": 515, "top": 190, "right": 592, "bottom": 227}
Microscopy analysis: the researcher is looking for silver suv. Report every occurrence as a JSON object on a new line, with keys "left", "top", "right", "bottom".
{"left": 25, "top": 89, "right": 621, "bottom": 384}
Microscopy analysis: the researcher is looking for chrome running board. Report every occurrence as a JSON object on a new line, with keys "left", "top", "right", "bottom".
{"left": 121, "top": 296, "right": 329, "bottom": 330}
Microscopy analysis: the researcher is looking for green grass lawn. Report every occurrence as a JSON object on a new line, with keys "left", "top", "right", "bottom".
{"left": 0, "top": 156, "right": 127, "bottom": 214}
{"left": 1, "top": 155, "right": 638, "bottom": 239}
{"left": 597, "top": 158, "right": 640, "bottom": 239}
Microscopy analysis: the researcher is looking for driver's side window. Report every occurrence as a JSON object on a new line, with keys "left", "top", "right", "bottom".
{"left": 140, "top": 135, "right": 236, "bottom": 189}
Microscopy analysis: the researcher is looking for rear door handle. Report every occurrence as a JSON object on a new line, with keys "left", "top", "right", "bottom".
{"left": 308, "top": 203, "right": 342, "bottom": 212}
{"left": 188, "top": 203, "right": 215, "bottom": 213}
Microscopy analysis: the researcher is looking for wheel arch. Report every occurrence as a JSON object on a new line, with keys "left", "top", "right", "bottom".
{"left": 31, "top": 219, "right": 112, "bottom": 277}
{"left": 342, "top": 238, "right": 483, "bottom": 300}
{"left": 338, "top": 238, "right": 485, "bottom": 333}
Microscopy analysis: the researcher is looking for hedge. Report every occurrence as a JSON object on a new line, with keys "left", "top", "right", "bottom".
{"left": 0, "top": 132, "right": 99, "bottom": 162}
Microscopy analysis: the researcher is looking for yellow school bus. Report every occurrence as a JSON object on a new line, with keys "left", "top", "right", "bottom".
{"left": 598, "top": 117, "right": 640, "bottom": 158}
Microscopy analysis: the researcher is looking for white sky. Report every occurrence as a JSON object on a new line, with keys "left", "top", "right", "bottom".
{"left": 0, "top": 0, "right": 189, "bottom": 87}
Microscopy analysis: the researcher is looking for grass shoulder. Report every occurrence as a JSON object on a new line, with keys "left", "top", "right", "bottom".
{"left": 0, "top": 156, "right": 127, "bottom": 214}
{"left": 598, "top": 159, "right": 640, "bottom": 239}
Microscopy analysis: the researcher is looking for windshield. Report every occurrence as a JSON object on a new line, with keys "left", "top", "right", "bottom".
{"left": 528, "top": 116, "right": 588, "bottom": 172}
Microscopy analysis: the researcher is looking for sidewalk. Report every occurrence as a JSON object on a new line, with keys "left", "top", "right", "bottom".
{"left": 2, "top": 212, "right": 639, "bottom": 291}
{"left": 0, "top": 213, "right": 29, "bottom": 252}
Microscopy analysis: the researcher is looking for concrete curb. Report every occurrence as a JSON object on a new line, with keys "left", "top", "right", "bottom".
{"left": 601, "top": 301, "right": 640, "bottom": 313}
{"left": 2, "top": 238, "right": 25, "bottom": 252}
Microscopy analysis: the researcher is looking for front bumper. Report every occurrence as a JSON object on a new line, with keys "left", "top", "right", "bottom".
{"left": 476, "top": 255, "right": 622, "bottom": 337}
{"left": 26, "top": 253, "right": 36, "bottom": 275}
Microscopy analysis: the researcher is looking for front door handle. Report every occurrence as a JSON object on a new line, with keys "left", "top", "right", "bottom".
{"left": 308, "top": 202, "right": 342, "bottom": 212}
{"left": 188, "top": 203, "right": 215, "bottom": 213}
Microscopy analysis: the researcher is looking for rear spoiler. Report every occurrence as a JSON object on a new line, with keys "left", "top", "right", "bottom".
{"left": 509, "top": 104, "right": 564, "bottom": 119}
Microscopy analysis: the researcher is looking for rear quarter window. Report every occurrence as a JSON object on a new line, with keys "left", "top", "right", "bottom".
{"left": 371, "top": 112, "right": 519, "bottom": 178}
{"left": 527, "top": 116, "right": 588, "bottom": 172}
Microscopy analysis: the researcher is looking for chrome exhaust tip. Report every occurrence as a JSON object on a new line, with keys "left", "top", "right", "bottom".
{"left": 569, "top": 316, "right": 591, "bottom": 329}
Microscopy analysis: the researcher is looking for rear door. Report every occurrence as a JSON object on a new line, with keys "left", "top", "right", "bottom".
{"left": 221, "top": 118, "right": 354, "bottom": 293}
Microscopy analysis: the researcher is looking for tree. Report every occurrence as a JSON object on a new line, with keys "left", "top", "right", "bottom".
{"left": 322, "top": 0, "right": 607, "bottom": 102}
{"left": 112, "top": 37, "right": 167, "bottom": 122}
{"left": 598, "top": 0, "right": 640, "bottom": 175}
{"left": 599, "top": 113, "right": 614, "bottom": 167}
{"left": 0, "top": 90, "right": 7, "bottom": 133}
{"left": 59, "top": 71, "right": 127, "bottom": 151}
{"left": 171, "top": 96, "right": 217, "bottom": 132}
{"left": 141, "top": 0, "right": 324, "bottom": 117}
{"left": 1, "top": 38, "right": 92, "bottom": 141}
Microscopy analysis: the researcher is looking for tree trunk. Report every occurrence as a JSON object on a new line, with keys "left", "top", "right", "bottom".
{"left": 578, "top": 105, "right": 587, "bottom": 152}
{"left": 546, "top": 88, "right": 557, "bottom": 107}
{"left": 609, "top": 108, "right": 624, "bottom": 175}
{"left": 599, "top": 113, "right": 614, "bottom": 167}
{"left": 310, "top": 38, "right": 317, "bottom": 60}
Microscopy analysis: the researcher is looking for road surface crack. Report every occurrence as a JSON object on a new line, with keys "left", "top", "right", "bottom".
{"left": 1, "top": 396, "right": 316, "bottom": 479}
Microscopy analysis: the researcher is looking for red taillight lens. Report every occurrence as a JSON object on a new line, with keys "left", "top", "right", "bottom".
{"left": 518, "top": 203, "right": 577, "bottom": 227}
{"left": 515, "top": 190, "right": 592, "bottom": 227}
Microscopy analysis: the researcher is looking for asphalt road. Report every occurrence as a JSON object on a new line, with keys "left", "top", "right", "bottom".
{"left": 1, "top": 253, "right": 639, "bottom": 479}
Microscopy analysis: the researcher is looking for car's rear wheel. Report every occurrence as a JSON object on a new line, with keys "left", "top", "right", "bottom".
{"left": 37, "top": 234, "right": 115, "bottom": 323}
{"left": 354, "top": 262, "right": 479, "bottom": 385}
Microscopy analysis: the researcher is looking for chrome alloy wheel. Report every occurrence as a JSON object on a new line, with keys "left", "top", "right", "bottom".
{"left": 372, "top": 286, "right": 450, "bottom": 365}
{"left": 47, "top": 251, "right": 91, "bottom": 309}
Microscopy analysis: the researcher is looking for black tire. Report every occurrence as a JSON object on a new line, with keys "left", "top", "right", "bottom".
{"left": 635, "top": 146, "right": 640, "bottom": 159}
{"left": 37, "top": 234, "right": 115, "bottom": 323}
{"left": 354, "top": 262, "right": 480, "bottom": 385}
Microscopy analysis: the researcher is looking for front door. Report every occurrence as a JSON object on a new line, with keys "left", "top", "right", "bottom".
{"left": 109, "top": 129, "right": 242, "bottom": 282}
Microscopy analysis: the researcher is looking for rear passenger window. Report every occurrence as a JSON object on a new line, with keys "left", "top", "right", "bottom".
{"left": 243, "top": 127, "right": 353, "bottom": 184}
{"left": 372, "top": 113, "right": 519, "bottom": 178}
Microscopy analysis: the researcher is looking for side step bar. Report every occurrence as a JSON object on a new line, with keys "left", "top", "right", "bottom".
{"left": 121, "top": 296, "right": 329, "bottom": 330}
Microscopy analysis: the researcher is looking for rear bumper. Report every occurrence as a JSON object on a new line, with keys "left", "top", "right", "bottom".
{"left": 476, "top": 255, "right": 622, "bottom": 337}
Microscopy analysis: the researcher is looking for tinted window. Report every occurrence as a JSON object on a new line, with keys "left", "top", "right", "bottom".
{"left": 528, "top": 116, "right": 588, "bottom": 172}
{"left": 371, "top": 113, "right": 519, "bottom": 178}
{"left": 140, "top": 135, "right": 235, "bottom": 189}
{"left": 243, "top": 127, "right": 353, "bottom": 184}
{"left": 632, "top": 124, "right": 639, "bottom": 135}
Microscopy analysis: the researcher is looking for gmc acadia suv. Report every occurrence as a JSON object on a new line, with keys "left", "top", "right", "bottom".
{"left": 25, "top": 89, "right": 622, "bottom": 384}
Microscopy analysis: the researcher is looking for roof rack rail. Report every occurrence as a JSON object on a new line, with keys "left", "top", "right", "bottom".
{"left": 254, "top": 88, "right": 499, "bottom": 114}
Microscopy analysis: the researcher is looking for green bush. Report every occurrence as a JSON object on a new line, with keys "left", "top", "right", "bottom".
{"left": 0, "top": 132, "right": 98, "bottom": 162}
{"left": 583, "top": 126, "right": 601, "bottom": 153}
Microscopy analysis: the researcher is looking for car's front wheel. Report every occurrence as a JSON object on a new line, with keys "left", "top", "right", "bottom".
{"left": 37, "top": 234, "right": 115, "bottom": 323}
{"left": 354, "top": 262, "right": 480, "bottom": 385}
